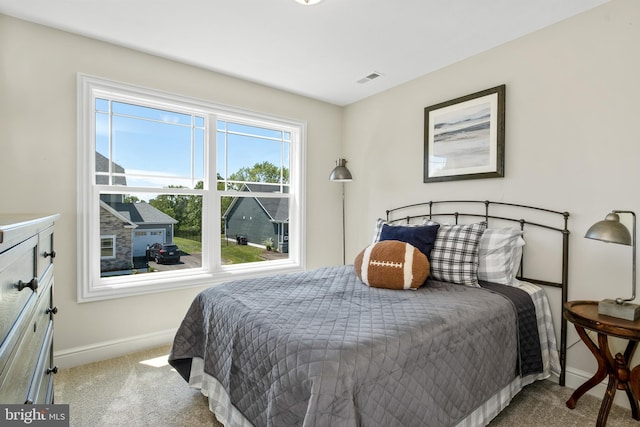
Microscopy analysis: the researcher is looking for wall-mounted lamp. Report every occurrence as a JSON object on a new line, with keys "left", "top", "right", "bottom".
{"left": 294, "top": 0, "right": 323, "bottom": 5}
{"left": 329, "top": 159, "right": 352, "bottom": 265}
{"left": 585, "top": 210, "right": 638, "bottom": 320}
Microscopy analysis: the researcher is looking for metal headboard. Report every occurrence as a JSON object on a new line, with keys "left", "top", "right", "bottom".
{"left": 385, "top": 200, "right": 570, "bottom": 386}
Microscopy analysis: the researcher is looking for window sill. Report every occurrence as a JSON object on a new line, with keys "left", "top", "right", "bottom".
{"left": 78, "top": 261, "right": 305, "bottom": 303}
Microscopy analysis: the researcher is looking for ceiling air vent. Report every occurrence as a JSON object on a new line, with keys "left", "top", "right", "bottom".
{"left": 357, "top": 72, "right": 383, "bottom": 84}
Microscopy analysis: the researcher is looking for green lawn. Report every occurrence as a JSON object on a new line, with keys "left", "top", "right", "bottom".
{"left": 173, "top": 236, "right": 201, "bottom": 254}
{"left": 173, "top": 236, "right": 265, "bottom": 264}
{"left": 220, "top": 240, "right": 265, "bottom": 264}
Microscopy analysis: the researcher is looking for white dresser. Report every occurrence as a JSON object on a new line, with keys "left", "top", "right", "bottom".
{"left": 0, "top": 214, "right": 59, "bottom": 404}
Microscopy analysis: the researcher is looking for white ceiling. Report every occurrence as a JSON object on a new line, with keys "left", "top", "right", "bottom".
{"left": 0, "top": 0, "right": 609, "bottom": 106}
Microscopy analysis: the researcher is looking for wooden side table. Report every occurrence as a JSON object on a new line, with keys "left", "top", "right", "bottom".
{"left": 564, "top": 300, "right": 640, "bottom": 426}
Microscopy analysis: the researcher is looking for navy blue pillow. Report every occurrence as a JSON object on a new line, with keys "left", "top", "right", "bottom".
{"left": 378, "top": 223, "right": 440, "bottom": 260}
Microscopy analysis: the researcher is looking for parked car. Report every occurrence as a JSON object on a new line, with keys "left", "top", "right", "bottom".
{"left": 148, "top": 243, "right": 181, "bottom": 264}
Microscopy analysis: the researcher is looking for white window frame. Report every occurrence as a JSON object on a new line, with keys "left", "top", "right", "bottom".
{"left": 77, "top": 74, "right": 306, "bottom": 302}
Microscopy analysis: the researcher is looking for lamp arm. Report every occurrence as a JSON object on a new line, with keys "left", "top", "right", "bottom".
{"left": 614, "top": 210, "right": 636, "bottom": 304}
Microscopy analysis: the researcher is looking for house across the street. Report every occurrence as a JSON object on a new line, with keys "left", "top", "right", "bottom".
{"left": 224, "top": 183, "right": 289, "bottom": 253}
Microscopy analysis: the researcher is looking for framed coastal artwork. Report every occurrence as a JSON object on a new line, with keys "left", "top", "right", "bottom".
{"left": 423, "top": 85, "right": 505, "bottom": 183}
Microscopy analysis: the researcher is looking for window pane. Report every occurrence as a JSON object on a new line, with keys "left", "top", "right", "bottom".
{"left": 99, "top": 192, "right": 202, "bottom": 276}
{"left": 112, "top": 101, "right": 192, "bottom": 126}
{"left": 226, "top": 137, "right": 284, "bottom": 183}
{"left": 112, "top": 115, "right": 192, "bottom": 180}
{"left": 96, "top": 111, "right": 109, "bottom": 158}
{"left": 216, "top": 120, "right": 290, "bottom": 190}
{"left": 96, "top": 98, "right": 109, "bottom": 113}
{"left": 194, "top": 127, "right": 204, "bottom": 181}
{"left": 283, "top": 141, "right": 291, "bottom": 177}
{"left": 225, "top": 122, "right": 283, "bottom": 140}
{"left": 221, "top": 195, "right": 290, "bottom": 265}
{"left": 216, "top": 129, "right": 227, "bottom": 182}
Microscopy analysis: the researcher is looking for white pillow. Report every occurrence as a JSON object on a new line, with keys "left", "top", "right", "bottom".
{"left": 477, "top": 228, "right": 525, "bottom": 286}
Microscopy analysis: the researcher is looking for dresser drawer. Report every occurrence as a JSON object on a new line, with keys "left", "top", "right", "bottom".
{"left": 0, "top": 235, "right": 38, "bottom": 366}
{"left": 28, "top": 320, "right": 54, "bottom": 404}
{"left": 0, "top": 276, "right": 53, "bottom": 403}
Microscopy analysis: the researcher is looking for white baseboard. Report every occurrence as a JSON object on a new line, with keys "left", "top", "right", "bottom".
{"left": 53, "top": 328, "right": 177, "bottom": 369}
{"left": 564, "top": 366, "right": 632, "bottom": 410}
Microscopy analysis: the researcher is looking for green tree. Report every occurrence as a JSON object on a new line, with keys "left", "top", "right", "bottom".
{"left": 228, "top": 161, "right": 289, "bottom": 190}
{"left": 182, "top": 181, "right": 203, "bottom": 232}
{"left": 149, "top": 185, "right": 190, "bottom": 232}
{"left": 123, "top": 195, "right": 140, "bottom": 203}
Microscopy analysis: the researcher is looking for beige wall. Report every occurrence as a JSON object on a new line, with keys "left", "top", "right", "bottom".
{"left": 343, "top": 0, "right": 640, "bottom": 392}
{"left": 0, "top": 14, "right": 343, "bottom": 363}
{"left": 2, "top": 0, "right": 639, "bottom": 397}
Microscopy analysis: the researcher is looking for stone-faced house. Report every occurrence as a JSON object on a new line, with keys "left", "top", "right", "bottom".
{"left": 100, "top": 201, "right": 137, "bottom": 273}
{"left": 96, "top": 152, "right": 179, "bottom": 274}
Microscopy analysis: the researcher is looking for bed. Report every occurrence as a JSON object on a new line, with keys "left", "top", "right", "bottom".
{"left": 169, "top": 200, "right": 570, "bottom": 427}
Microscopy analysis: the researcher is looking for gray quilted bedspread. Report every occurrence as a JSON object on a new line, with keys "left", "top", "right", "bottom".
{"left": 169, "top": 265, "right": 519, "bottom": 427}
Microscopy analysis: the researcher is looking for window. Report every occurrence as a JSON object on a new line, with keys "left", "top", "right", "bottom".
{"left": 78, "top": 75, "right": 306, "bottom": 302}
{"left": 100, "top": 236, "right": 115, "bottom": 258}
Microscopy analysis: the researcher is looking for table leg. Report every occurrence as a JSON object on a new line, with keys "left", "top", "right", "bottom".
{"left": 619, "top": 342, "right": 640, "bottom": 420}
{"left": 574, "top": 333, "right": 640, "bottom": 426}
{"left": 597, "top": 375, "right": 618, "bottom": 427}
{"left": 566, "top": 326, "right": 608, "bottom": 409}
{"left": 624, "top": 385, "right": 640, "bottom": 420}
{"left": 630, "top": 365, "right": 640, "bottom": 406}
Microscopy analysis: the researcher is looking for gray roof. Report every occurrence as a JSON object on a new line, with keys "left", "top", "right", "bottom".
{"left": 236, "top": 183, "right": 289, "bottom": 222}
{"left": 257, "top": 197, "right": 289, "bottom": 222}
{"left": 110, "top": 202, "right": 178, "bottom": 225}
{"left": 95, "top": 152, "right": 127, "bottom": 185}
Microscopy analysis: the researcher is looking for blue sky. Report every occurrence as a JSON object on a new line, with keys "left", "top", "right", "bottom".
{"left": 95, "top": 99, "right": 290, "bottom": 191}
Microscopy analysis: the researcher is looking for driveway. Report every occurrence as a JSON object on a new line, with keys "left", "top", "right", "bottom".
{"left": 150, "top": 252, "right": 202, "bottom": 271}
{"left": 148, "top": 250, "right": 287, "bottom": 270}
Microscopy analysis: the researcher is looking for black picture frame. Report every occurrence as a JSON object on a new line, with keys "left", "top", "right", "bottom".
{"left": 424, "top": 85, "right": 505, "bottom": 183}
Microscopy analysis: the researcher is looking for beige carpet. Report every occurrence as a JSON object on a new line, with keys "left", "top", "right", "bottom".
{"left": 55, "top": 345, "right": 639, "bottom": 426}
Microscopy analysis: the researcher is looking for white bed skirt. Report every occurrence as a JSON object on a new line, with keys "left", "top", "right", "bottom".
{"left": 188, "top": 358, "right": 555, "bottom": 427}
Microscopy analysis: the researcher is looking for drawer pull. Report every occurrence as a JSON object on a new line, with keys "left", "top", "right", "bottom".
{"left": 47, "top": 366, "right": 59, "bottom": 375}
{"left": 43, "top": 250, "right": 56, "bottom": 259}
{"left": 47, "top": 306, "right": 58, "bottom": 315}
{"left": 17, "top": 277, "right": 38, "bottom": 292}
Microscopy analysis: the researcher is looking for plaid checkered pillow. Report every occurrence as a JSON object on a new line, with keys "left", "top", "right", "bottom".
{"left": 477, "top": 228, "right": 525, "bottom": 285}
{"left": 428, "top": 222, "right": 487, "bottom": 287}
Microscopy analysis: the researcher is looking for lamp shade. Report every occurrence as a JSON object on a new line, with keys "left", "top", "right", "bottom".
{"left": 585, "top": 212, "right": 632, "bottom": 246}
{"left": 329, "top": 159, "right": 353, "bottom": 182}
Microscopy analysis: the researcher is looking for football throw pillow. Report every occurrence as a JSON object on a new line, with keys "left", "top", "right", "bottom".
{"left": 354, "top": 240, "right": 430, "bottom": 290}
